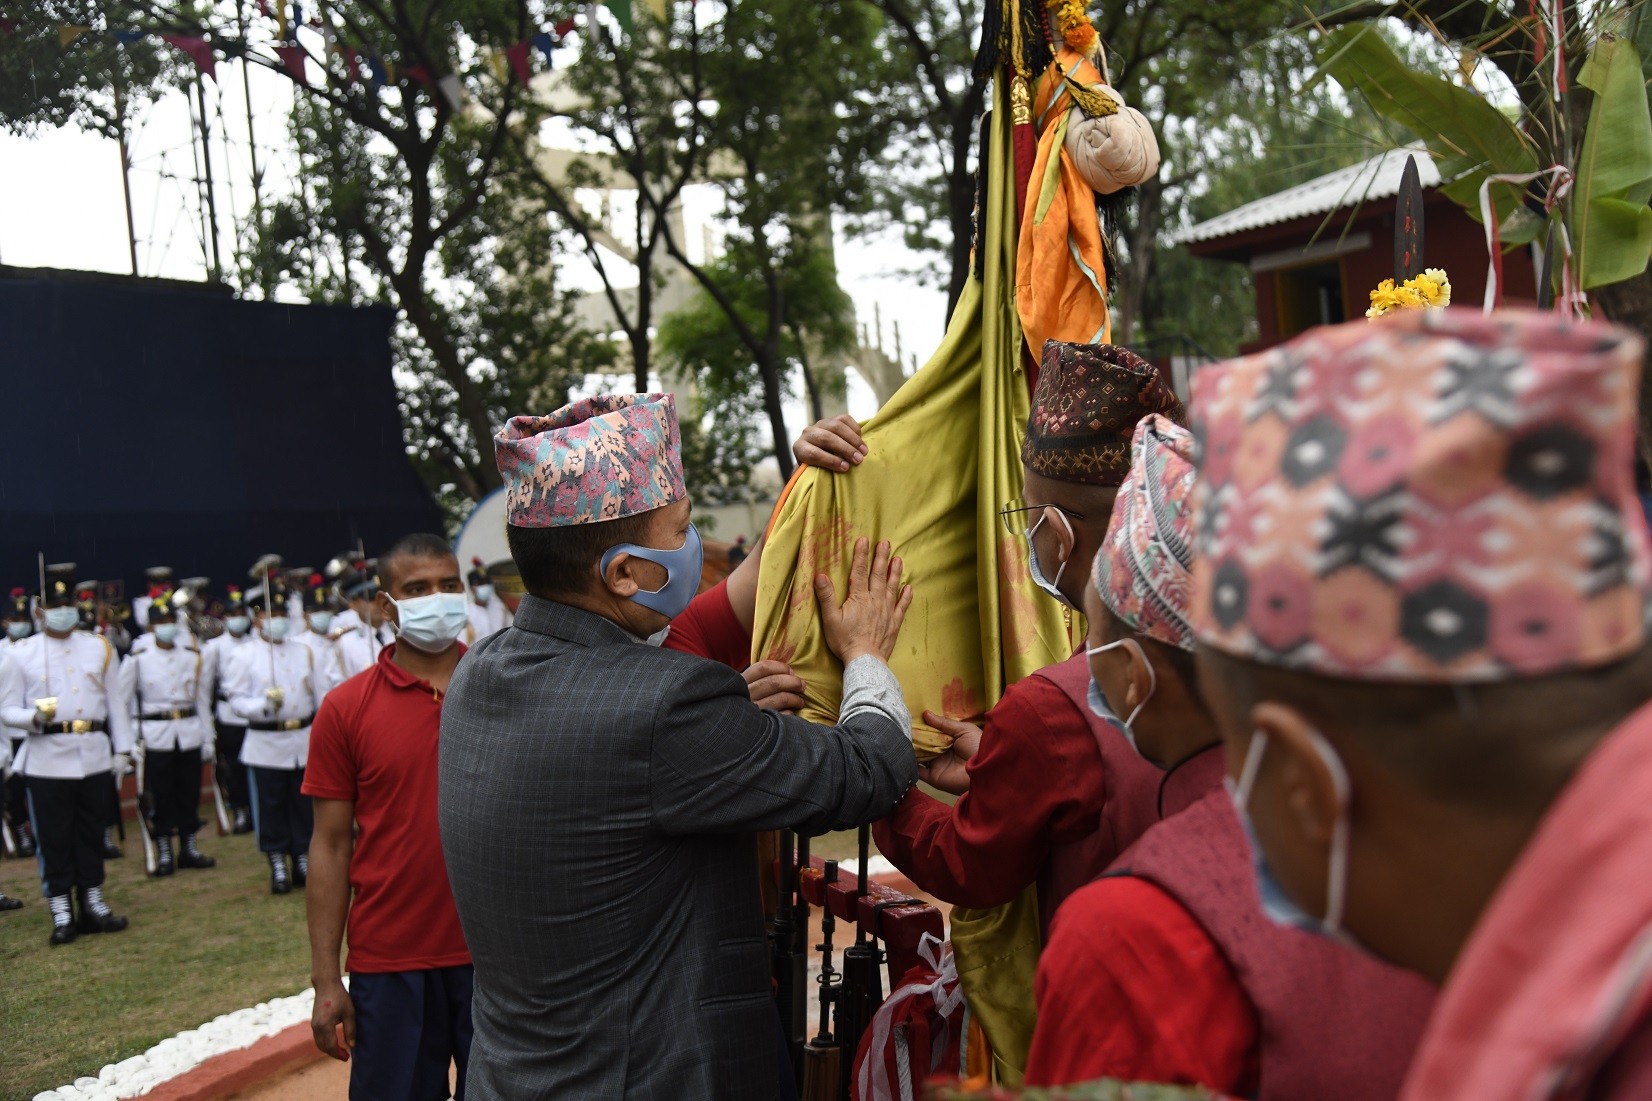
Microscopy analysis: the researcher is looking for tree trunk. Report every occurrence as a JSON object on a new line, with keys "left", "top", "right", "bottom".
{"left": 945, "top": 85, "right": 988, "bottom": 320}
{"left": 393, "top": 272, "right": 505, "bottom": 496}
{"left": 1594, "top": 271, "right": 1652, "bottom": 470}
{"left": 1112, "top": 174, "right": 1164, "bottom": 347}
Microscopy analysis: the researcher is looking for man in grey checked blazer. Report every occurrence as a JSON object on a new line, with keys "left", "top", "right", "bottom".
{"left": 440, "top": 394, "right": 917, "bottom": 1100}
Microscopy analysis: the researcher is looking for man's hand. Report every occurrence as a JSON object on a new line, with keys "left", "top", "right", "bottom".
{"left": 794, "top": 414, "right": 868, "bottom": 473}
{"left": 310, "top": 977, "right": 355, "bottom": 1062}
{"left": 265, "top": 687, "right": 285, "bottom": 708}
{"left": 915, "top": 711, "right": 982, "bottom": 795}
{"left": 743, "top": 660, "right": 807, "bottom": 713}
{"left": 112, "top": 752, "right": 133, "bottom": 777}
{"left": 817, "top": 538, "right": 914, "bottom": 666}
{"left": 200, "top": 738, "right": 215, "bottom": 763}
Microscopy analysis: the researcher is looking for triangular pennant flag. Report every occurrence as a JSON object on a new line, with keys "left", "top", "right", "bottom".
{"left": 291, "top": 3, "right": 304, "bottom": 40}
{"left": 274, "top": 43, "right": 307, "bottom": 83}
{"left": 1, "top": 17, "right": 18, "bottom": 36}
{"left": 258, "top": 0, "right": 270, "bottom": 15}
{"left": 645, "top": 0, "right": 667, "bottom": 20}
{"left": 487, "top": 49, "right": 509, "bottom": 84}
{"left": 57, "top": 24, "right": 90, "bottom": 47}
{"left": 506, "top": 41, "right": 534, "bottom": 84}
{"left": 162, "top": 34, "right": 217, "bottom": 79}
{"left": 113, "top": 29, "right": 145, "bottom": 45}
{"left": 553, "top": 17, "right": 577, "bottom": 38}
{"left": 403, "top": 63, "right": 432, "bottom": 86}
{"left": 338, "top": 46, "right": 359, "bottom": 86}
{"left": 436, "top": 73, "right": 464, "bottom": 110}
{"left": 606, "top": 0, "right": 633, "bottom": 35}
{"left": 531, "top": 32, "right": 555, "bottom": 67}
{"left": 365, "top": 53, "right": 387, "bottom": 87}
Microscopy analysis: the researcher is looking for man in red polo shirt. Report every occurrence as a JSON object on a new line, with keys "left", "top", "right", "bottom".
{"left": 304, "top": 533, "right": 475, "bottom": 1100}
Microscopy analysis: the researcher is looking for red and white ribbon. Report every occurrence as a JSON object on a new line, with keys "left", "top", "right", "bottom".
{"left": 1478, "top": 165, "right": 1577, "bottom": 317}
{"left": 855, "top": 933, "right": 965, "bottom": 1101}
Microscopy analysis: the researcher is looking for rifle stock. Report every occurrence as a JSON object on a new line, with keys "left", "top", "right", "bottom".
{"left": 835, "top": 827, "right": 883, "bottom": 1090}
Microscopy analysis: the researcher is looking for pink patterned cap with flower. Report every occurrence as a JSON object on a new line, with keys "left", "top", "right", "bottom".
{"left": 495, "top": 393, "right": 687, "bottom": 528}
{"left": 1189, "top": 308, "right": 1650, "bottom": 682}
{"left": 1095, "top": 414, "right": 1198, "bottom": 651}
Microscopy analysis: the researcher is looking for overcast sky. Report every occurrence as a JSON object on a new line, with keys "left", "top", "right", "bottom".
{"left": 0, "top": 63, "right": 948, "bottom": 432}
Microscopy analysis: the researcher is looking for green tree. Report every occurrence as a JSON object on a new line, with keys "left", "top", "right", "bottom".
{"left": 0, "top": 2, "right": 181, "bottom": 138}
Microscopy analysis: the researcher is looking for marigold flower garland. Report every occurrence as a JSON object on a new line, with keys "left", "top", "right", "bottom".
{"left": 1367, "top": 268, "right": 1452, "bottom": 318}
{"left": 1047, "top": 0, "right": 1097, "bottom": 53}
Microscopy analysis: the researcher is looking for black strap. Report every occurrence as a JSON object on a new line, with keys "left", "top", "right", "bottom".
{"left": 247, "top": 715, "right": 316, "bottom": 732}
{"left": 42, "top": 720, "right": 108, "bottom": 734}
{"left": 140, "top": 708, "right": 198, "bottom": 721}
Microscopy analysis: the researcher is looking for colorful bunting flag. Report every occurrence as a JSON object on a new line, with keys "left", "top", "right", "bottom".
{"left": 274, "top": 43, "right": 307, "bottom": 83}
{"left": 532, "top": 31, "right": 555, "bottom": 67}
{"left": 113, "top": 29, "right": 145, "bottom": 44}
{"left": 644, "top": 0, "right": 667, "bottom": 19}
{"left": 506, "top": 40, "right": 533, "bottom": 84}
{"left": 403, "top": 63, "right": 432, "bottom": 86}
{"left": 162, "top": 34, "right": 217, "bottom": 79}
{"left": 366, "top": 53, "right": 388, "bottom": 88}
{"left": 0, "top": 17, "right": 16, "bottom": 36}
{"left": 553, "top": 17, "right": 577, "bottom": 37}
{"left": 606, "top": 0, "right": 634, "bottom": 35}
{"left": 57, "top": 24, "right": 90, "bottom": 47}
{"left": 436, "top": 72, "right": 464, "bottom": 110}
{"left": 276, "top": 0, "right": 287, "bottom": 42}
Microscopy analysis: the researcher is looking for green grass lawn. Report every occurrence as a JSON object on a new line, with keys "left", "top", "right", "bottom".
{"left": 0, "top": 819, "right": 312, "bottom": 1100}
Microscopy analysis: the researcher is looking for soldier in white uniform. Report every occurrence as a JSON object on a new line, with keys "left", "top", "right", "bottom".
{"left": 293, "top": 574, "right": 347, "bottom": 693}
{"left": 117, "top": 589, "right": 216, "bottom": 877}
{"left": 335, "top": 562, "right": 393, "bottom": 679}
{"left": 222, "top": 575, "right": 325, "bottom": 895}
{"left": 465, "top": 556, "right": 508, "bottom": 640}
{"left": 3, "top": 587, "right": 37, "bottom": 858}
{"left": 202, "top": 586, "right": 255, "bottom": 833}
{"left": 131, "top": 566, "right": 173, "bottom": 633}
{"left": 1, "top": 563, "right": 132, "bottom": 945}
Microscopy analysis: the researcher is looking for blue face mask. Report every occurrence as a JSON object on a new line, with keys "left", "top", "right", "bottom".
{"left": 1086, "top": 639, "right": 1155, "bottom": 757}
{"left": 600, "top": 523, "right": 704, "bottom": 621}
{"left": 225, "top": 616, "right": 251, "bottom": 636}
{"left": 1225, "top": 731, "right": 1354, "bottom": 941}
{"left": 7, "top": 621, "right": 30, "bottom": 640}
{"left": 474, "top": 584, "right": 494, "bottom": 604}
{"left": 1025, "top": 511, "right": 1074, "bottom": 609}
{"left": 264, "top": 617, "right": 289, "bottom": 641}
{"left": 44, "top": 606, "right": 80, "bottom": 633}
{"left": 153, "top": 624, "right": 180, "bottom": 645}
{"left": 310, "top": 612, "right": 334, "bottom": 634}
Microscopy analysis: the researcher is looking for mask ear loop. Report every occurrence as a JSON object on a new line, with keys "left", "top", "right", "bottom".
{"left": 1085, "top": 638, "right": 1156, "bottom": 729}
{"left": 1302, "top": 728, "right": 1352, "bottom": 934}
{"left": 1232, "top": 729, "right": 1268, "bottom": 806}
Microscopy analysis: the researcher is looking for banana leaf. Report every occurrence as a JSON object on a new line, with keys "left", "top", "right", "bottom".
{"left": 1576, "top": 35, "right": 1652, "bottom": 289}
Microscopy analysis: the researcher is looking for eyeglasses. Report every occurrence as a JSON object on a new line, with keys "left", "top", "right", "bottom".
{"left": 999, "top": 498, "right": 1086, "bottom": 537}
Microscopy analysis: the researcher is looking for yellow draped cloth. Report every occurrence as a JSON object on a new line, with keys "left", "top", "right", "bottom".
{"left": 752, "top": 61, "right": 1109, "bottom": 1085}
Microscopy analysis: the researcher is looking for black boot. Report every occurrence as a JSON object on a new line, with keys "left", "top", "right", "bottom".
{"left": 76, "top": 886, "right": 128, "bottom": 934}
{"left": 154, "top": 835, "right": 176, "bottom": 876}
{"left": 47, "top": 894, "right": 76, "bottom": 945}
{"left": 293, "top": 854, "right": 308, "bottom": 888}
{"left": 232, "top": 807, "right": 253, "bottom": 835}
{"left": 178, "top": 833, "right": 216, "bottom": 870}
{"left": 101, "top": 828, "right": 123, "bottom": 860}
{"left": 17, "top": 823, "right": 35, "bottom": 858}
{"left": 269, "top": 853, "right": 291, "bottom": 895}
{"left": 0, "top": 891, "right": 22, "bottom": 912}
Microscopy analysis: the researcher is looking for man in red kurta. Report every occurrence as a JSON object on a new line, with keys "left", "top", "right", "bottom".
{"left": 1185, "top": 309, "right": 1652, "bottom": 1101}
{"left": 1027, "top": 419, "right": 1434, "bottom": 1097}
{"left": 874, "top": 341, "right": 1180, "bottom": 934}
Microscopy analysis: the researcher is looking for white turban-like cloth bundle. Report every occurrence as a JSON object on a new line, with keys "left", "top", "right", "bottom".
{"left": 1063, "top": 83, "right": 1160, "bottom": 195}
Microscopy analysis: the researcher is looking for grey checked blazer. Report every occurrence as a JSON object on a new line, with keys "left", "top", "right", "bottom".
{"left": 438, "top": 596, "right": 916, "bottom": 1100}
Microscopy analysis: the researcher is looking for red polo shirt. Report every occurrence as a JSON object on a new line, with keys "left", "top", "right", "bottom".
{"left": 303, "top": 643, "right": 471, "bottom": 974}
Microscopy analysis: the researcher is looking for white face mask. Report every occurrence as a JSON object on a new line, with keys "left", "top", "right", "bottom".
{"left": 388, "top": 592, "right": 470, "bottom": 653}
{"left": 474, "top": 584, "right": 494, "bottom": 604}
{"left": 153, "top": 624, "right": 180, "bottom": 645}
{"left": 310, "top": 612, "right": 334, "bottom": 634}
{"left": 1086, "top": 638, "right": 1156, "bottom": 754}
{"left": 1026, "top": 510, "right": 1075, "bottom": 608}
{"left": 44, "top": 607, "right": 80, "bottom": 633}
{"left": 225, "top": 616, "right": 251, "bottom": 636}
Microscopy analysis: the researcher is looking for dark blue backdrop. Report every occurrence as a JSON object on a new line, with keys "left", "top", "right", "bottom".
{"left": 0, "top": 271, "right": 443, "bottom": 597}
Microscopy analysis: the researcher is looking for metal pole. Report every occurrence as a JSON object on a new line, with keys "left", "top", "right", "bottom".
{"left": 113, "top": 80, "right": 140, "bottom": 275}
{"left": 194, "top": 78, "right": 224, "bottom": 282}
{"left": 236, "top": 0, "right": 265, "bottom": 232}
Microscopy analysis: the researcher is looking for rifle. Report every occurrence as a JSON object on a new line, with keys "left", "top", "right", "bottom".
{"left": 132, "top": 661, "right": 158, "bottom": 876}
{"left": 772, "top": 829, "right": 807, "bottom": 1075}
{"left": 802, "top": 858, "right": 843, "bottom": 1101}
{"left": 835, "top": 826, "right": 884, "bottom": 1094}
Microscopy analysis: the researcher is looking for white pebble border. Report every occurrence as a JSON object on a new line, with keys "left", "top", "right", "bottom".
{"left": 33, "top": 985, "right": 330, "bottom": 1101}
{"left": 836, "top": 855, "right": 898, "bottom": 881}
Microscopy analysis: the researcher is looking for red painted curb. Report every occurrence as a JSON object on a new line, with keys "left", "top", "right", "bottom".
{"left": 139, "top": 1022, "right": 326, "bottom": 1101}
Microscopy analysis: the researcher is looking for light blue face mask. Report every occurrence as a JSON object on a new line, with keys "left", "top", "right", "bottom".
{"left": 44, "top": 607, "right": 80, "bottom": 633}
{"left": 310, "top": 612, "right": 334, "bottom": 634}
{"left": 153, "top": 624, "right": 180, "bottom": 645}
{"left": 7, "top": 621, "right": 31, "bottom": 640}
{"left": 600, "top": 523, "right": 705, "bottom": 621}
{"left": 1225, "top": 730, "right": 1354, "bottom": 942}
{"left": 1086, "top": 638, "right": 1156, "bottom": 757}
{"left": 474, "top": 584, "right": 494, "bottom": 604}
{"left": 225, "top": 616, "right": 251, "bottom": 636}
{"left": 1025, "top": 511, "right": 1075, "bottom": 609}
{"left": 264, "top": 617, "right": 290, "bottom": 641}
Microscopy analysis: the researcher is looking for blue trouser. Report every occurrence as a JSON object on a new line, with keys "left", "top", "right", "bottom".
{"left": 348, "top": 965, "right": 475, "bottom": 1101}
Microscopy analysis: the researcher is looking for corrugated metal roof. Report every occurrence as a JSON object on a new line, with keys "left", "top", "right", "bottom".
{"left": 1179, "top": 147, "right": 1440, "bottom": 245}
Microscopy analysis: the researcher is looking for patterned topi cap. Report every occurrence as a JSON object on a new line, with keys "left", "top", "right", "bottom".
{"left": 1023, "top": 340, "right": 1185, "bottom": 487}
{"left": 1096, "top": 415, "right": 1199, "bottom": 651}
{"left": 1189, "top": 307, "right": 1651, "bottom": 682}
{"left": 496, "top": 393, "right": 687, "bottom": 528}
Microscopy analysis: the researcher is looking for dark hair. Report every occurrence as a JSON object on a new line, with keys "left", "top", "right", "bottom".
{"left": 507, "top": 513, "right": 654, "bottom": 599}
{"left": 378, "top": 533, "right": 456, "bottom": 591}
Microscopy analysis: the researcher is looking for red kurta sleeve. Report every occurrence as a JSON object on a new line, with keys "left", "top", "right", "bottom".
{"left": 1025, "top": 876, "right": 1259, "bottom": 1092}
{"left": 871, "top": 675, "right": 1108, "bottom": 909}
{"left": 662, "top": 579, "right": 752, "bottom": 671}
